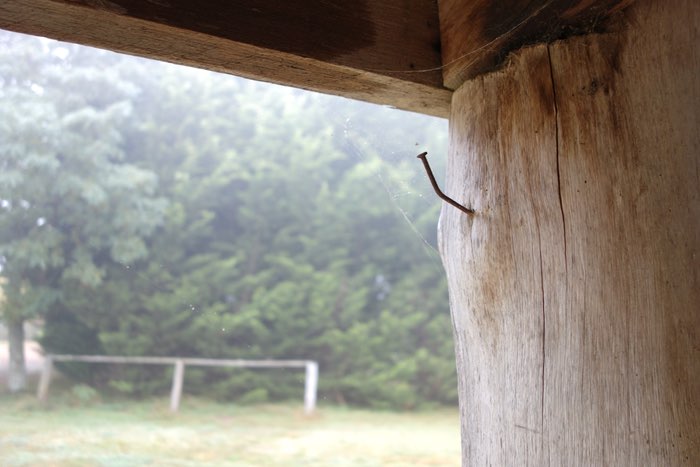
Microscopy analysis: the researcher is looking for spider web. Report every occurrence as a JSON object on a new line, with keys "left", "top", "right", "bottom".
{"left": 340, "top": 112, "right": 447, "bottom": 268}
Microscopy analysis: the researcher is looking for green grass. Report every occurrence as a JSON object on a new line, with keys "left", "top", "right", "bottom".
{"left": 0, "top": 394, "right": 460, "bottom": 466}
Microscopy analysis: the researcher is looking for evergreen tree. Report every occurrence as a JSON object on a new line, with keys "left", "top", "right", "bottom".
{"left": 0, "top": 32, "right": 456, "bottom": 407}
{"left": 0, "top": 32, "right": 167, "bottom": 391}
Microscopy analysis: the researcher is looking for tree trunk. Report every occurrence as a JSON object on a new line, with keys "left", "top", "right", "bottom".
{"left": 7, "top": 316, "right": 27, "bottom": 392}
{"left": 439, "top": 0, "right": 699, "bottom": 465}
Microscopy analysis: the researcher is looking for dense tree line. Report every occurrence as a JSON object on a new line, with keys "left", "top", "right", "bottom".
{"left": 0, "top": 32, "right": 456, "bottom": 408}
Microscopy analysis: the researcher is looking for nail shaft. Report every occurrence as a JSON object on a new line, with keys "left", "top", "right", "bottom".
{"left": 417, "top": 152, "right": 474, "bottom": 215}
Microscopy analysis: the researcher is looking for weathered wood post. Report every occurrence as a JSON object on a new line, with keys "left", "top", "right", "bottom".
{"left": 437, "top": 0, "right": 699, "bottom": 464}
{"left": 304, "top": 361, "right": 318, "bottom": 415}
{"left": 36, "top": 355, "right": 53, "bottom": 403}
{"left": 169, "top": 359, "right": 185, "bottom": 412}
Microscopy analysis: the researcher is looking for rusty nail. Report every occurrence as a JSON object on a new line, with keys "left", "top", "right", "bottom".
{"left": 417, "top": 152, "right": 474, "bottom": 215}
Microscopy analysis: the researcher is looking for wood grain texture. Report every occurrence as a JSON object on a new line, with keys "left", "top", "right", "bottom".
{"left": 440, "top": 0, "right": 699, "bottom": 464}
{"left": 437, "top": 0, "right": 635, "bottom": 89}
{"left": 0, "top": 0, "right": 451, "bottom": 117}
{"left": 441, "top": 44, "right": 561, "bottom": 465}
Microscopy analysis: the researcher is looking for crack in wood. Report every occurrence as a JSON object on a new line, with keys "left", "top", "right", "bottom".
{"left": 515, "top": 423, "right": 541, "bottom": 434}
{"left": 547, "top": 45, "right": 568, "bottom": 280}
{"left": 537, "top": 219, "right": 546, "bottom": 434}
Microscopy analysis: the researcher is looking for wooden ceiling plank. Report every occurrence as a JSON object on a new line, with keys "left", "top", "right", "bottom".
{"left": 437, "top": 0, "right": 635, "bottom": 89}
{"left": 0, "top": 0, "right": 451, "bottom": 117}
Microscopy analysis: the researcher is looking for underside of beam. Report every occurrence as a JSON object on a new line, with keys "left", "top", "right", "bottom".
{"left": 0, "top": 0, "right": 451, "bottom": 117}
{"left": 437, "top": 0, "right": 635, "bottom": 89}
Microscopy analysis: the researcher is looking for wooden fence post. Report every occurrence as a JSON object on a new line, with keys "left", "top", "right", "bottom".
{"left": 169, "top": 359, "right": 185, "bottom": 412}
{"left": 304, "top": 361, "right": 318, "bottom": 414}
{"left": 36, "top": 355, "right": 53, "bottom": 403}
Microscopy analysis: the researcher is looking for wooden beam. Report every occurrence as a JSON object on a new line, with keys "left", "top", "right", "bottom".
{"left": 437, "top": 0, "right": 635, "bottom": 89}
{"left": 0, "top": 0, "right": 451, "bottom": 117}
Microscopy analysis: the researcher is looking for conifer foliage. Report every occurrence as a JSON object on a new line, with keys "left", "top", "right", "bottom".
{"left": 0, "top": 33, "right": 167, "bottom": 392}
{"left": 0, "top": 32, "right": 456, "bottom": 408}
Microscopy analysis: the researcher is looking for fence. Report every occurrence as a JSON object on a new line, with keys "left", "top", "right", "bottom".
{"left": 36, "top": 354, "right": 319, "bottom": 413}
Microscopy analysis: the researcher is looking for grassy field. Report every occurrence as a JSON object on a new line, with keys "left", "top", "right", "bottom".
{"left": 0, "top": 394, "right": 460, "bottom": 466}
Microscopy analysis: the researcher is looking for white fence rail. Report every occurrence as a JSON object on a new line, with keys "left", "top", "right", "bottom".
{"left": 37, "top": 354, "right": 318, "bottom": 413}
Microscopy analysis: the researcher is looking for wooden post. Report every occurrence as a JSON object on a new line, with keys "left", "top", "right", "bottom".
{"left": 304, "top": 361, "right": 318, "bottom": 415}
{"left": 440, "top": 0, "right": 699, "bottom": 464}
{"left": 169, "top": 359, "right": 185, "bottom": 412}
{"left": 36, "top": 355, "right": 53, "bottom": 403}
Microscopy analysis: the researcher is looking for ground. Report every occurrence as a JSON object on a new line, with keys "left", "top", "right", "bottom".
{"left": 0, "top": 340, "right": 460, "bottom": 465}
{"left": 0, "top": 396, "right": 460, "bottom": 466}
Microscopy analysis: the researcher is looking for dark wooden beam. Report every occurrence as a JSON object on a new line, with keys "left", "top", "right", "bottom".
{"left": 437, "top": 0, "right": 635, "bottom": 89}
{"left": 0, "top": 0, "right": 451, "bottom": 117}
